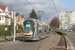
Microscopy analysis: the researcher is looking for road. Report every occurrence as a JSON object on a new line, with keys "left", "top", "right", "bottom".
{"left": 0, "top": 32, "right": 54, "bottom": 50}
{"left": 66, "top": 31, "right": 75, "bottom": 49}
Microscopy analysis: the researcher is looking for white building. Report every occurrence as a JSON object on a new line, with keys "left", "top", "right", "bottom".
{"left": 0, "top": 6, "right": 11, "bottom": 25}
{"left": 59, "top": 11, "right": 75, "bottom": 30}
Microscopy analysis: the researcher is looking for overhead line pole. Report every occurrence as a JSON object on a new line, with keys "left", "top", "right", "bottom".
{"left": 43, "top": 13, "right": 49, "bottom": 21}
{"left": 13, "top": 12, "right": 16, "bottom": 42}
{"left": 11, "top": 4, "right": 12, "bottom": 37}
{"left": 38, "top": 11, "right": 44, "bottom": 21}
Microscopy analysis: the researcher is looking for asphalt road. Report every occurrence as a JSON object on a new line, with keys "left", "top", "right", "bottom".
{"left": 0, "top": 32, "right": 54, "bottom": 50}
{"left": 66, "top": 31, "right": 75, "bottom": 48}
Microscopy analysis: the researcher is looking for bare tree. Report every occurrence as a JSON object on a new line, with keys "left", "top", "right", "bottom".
{"left": 71, "top": 25, "right": 75, "bottom": 30}
{"left": 50, "top": 17, "right": 59, "bottom": 31}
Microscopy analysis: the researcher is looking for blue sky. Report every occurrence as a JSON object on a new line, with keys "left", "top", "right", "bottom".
{"left": 60, "top": 0, "right": 75, "bottom": 3}
{"left": 59, "top": 0, "right": 75, "bottom": 11}
{"left": 0, "top": 0, "right": 75, "bottom": 23}
{"left": 60, "top": 0, "right": 75, "bottom": 6}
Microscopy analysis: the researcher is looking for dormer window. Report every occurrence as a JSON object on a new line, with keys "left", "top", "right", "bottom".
{"left": 0, "top": 11, "right": 1, "bottom": 13}
{"left": 0, "top": 17, "right": 1, "bottom": 20}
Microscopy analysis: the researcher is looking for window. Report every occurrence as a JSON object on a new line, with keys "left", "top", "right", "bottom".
{"left": 2, "top": 17, "right": 4, "bottom": 20}
{"left": 23, "top": 20, "right": 34, "bottom": 33}
{"left": 0, "top": 17, "right": 1, "bottom": 20}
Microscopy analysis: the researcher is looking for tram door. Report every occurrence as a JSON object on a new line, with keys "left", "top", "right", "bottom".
{"left": 34, "top": 23, "right": 38, "bottom": 35}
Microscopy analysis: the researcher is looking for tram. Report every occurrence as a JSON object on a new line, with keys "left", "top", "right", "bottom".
{"left": 23, "top": 19, "right": 50, "bottom": 40}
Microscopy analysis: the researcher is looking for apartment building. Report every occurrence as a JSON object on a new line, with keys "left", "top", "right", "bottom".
{"left": 59, "top": 11, "right": 75, "bottom": 30}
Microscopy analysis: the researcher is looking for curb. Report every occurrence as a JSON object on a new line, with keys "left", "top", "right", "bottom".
{"left": 0, "top": 40, "right": 19, "bottom": 46}
{"left": 65, "top": 36, "right": 74, "bottom": 50}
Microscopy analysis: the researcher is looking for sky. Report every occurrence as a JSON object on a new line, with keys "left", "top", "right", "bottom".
{"left": 0, "top": 0, "right": 75, "bottom": 23}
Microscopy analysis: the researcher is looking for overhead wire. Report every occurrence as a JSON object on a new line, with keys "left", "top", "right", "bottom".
{"left": 43, "top": 13, "right": 49, "bottom": 22}
{"left": 52, "top": 0, "right": 59, "bottom": 16}
{"left": 26, "top": 0, "right": 40, "bottom": 11}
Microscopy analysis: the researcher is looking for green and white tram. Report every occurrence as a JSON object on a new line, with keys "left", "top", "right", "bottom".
{"left": 23, "top": 19, "right": 50, "bottom": 40}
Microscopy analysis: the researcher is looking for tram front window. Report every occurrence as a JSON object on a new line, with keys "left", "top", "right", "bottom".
{"left": 24, "top": 23, "right": 33, "bottom": 33}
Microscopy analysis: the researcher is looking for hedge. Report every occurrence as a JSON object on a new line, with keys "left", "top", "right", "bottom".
{"left": 0, "top": 25, "right": 11, "bottom": 36}
{"left": 16, "top": 29, "right": 22, "bottom": 33}
{"left": 0, "top": 30, "right": 11, "bottom": 36}
{"left": 0, "top": 24, "right": 23, "bottom": 36}
{"left": 56, "top": 31, "right": 67, "bottom": 35}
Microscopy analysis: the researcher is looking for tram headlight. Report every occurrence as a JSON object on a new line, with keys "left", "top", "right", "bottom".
{"left": 23, "top": 33, "right": 25, "bottom": 35}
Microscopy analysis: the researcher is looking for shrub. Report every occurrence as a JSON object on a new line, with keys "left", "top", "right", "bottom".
{"left": 0, "top": 25, "right": 11, "bottom": 36}
{"left": 16, "top": 29, "right": 22, "bottom": 33}
{"left": 0, "top": 30, "right": 11, "bottom": 36}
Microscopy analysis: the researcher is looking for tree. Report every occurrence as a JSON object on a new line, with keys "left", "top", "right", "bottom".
{"left": 71, "top": 25, "right": 75, "bottom": 30}
{"left": 50, "top": 17, "right": 59, "bottom": 31}
{"left": 29, "top": 8, "right": 38, "bottom": 19}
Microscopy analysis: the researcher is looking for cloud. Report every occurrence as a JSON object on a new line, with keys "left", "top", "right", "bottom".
{"left": 1, "top": 0, "right": 74, "bottom": 23}
{"left": 0, "top": 0, "right": 61, "bottom": 23}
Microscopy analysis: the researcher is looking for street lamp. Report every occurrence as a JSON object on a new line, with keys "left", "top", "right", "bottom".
{"left": 61, "top": 16, "right": 62, "bottom": 31}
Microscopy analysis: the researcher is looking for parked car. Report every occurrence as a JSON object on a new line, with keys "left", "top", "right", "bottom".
{"left": 67, "top": 29, "right": 73, "bottom": 31}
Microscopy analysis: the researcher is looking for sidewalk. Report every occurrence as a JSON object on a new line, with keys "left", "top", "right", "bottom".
{"left": 0, "top": 33, "right": 23, "bottom": 43}
{"left": 0, "top": 33, "right": 23, "bottom": 46}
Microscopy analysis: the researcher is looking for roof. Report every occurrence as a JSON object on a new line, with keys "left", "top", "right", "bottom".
{"left": 0, "top": 6, "right": 6, "bottom": 11}
{"left": 9, "top": 12, "right": 11, "bottom": 15}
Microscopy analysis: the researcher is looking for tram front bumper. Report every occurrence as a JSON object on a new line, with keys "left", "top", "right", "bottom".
{"left": 23, "top": 36, "right": 39, "bottom": 40}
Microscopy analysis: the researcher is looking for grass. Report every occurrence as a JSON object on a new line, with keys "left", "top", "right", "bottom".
{"left": 53, "top": 32, "right": 57, "bottom": 34}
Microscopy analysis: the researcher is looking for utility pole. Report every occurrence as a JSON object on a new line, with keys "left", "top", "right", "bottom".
{"left": 11, "top": 4, "right": 12, "bottom": 36}
{"left": 69, "top": 13, "right": 70, "bottom": 32}
{"left": 13, "top": 12, "right": 16, "bottom": 42}
{"left": 38, "top": 11, "right": 44, "bottom": 21}
{"left": 61, "top": 16, "right": 62, "bottom": 31}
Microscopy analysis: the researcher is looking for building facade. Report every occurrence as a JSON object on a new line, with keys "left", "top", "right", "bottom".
{"left": 11, "top": 11, "right": 25, "bottom": 26}
{"left": 59, "top": 11, "right": 75, "bottom": 30}
{"left": 17, "top": 15, "right": 25, "bottom": 25}
{"left": 0, "top": 6, "right": 11, "bottom": 25}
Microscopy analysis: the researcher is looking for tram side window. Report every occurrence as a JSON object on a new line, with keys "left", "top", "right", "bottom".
{"left": 23, "top": 24, "right": 25, "bottom": 32}
{"left": 38, "top": 24, "right": 41, "bottom": 33}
